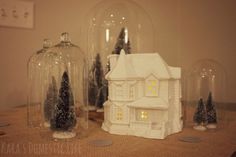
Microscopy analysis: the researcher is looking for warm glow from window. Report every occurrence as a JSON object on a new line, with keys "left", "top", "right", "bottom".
{"left": 136, "top": 110, "right": 149, "bottom": 121}
{"left": 116, "top": 108, "right": 123, "bottom": 120}
{"left": 147, "top": 80, "right": 158, "bottom": 96}
{"left": 140, "top": 111, "right": 148, "bottom": 120}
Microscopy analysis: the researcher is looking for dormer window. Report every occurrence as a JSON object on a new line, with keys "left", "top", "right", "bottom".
{"left": 146, "top": 79, "right": 159, "bottom": 96}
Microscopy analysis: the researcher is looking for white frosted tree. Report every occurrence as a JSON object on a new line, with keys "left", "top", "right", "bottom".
{"left": 206, "top": 92, "right": 217, "bottom": 128}
{"left": 50, "top": 71, "right": 77, "bottom": 132}
{"left": 44, "top": 76, "right": 58, "bottom": 126}
{"left": 193, "top": 98, "right": 207, "bottom": 131}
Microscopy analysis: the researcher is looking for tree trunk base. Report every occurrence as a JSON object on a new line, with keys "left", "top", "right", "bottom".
{"left": 53, "top": 131, "right": 76, "bottom": 139}
{"left": 193, "top": 125, "right": 207, "bottom": 131}
{"left": 206, "top": 123, "right": 217, "bottom": 129}
{"left": 43, "top": 122, "right": 50, "bottom": 128}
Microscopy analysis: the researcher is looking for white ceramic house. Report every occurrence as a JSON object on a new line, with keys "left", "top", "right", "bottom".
{"left": 102, "top": 50, "right": 183, "bottom": 139}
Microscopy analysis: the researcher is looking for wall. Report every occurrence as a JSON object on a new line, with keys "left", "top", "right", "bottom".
{"left": 0, "top": 0, "right": 235, "bottom": 108}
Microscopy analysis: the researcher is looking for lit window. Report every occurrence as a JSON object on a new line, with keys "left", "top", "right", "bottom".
{"left": 140, "top": 111, "right": 148, "bottom": 120}
{"left": 137, "top": 110, "right": 149, "bottom": 121}
{"left": 116, "top": 107, "right": 123, "bottom": 120}
{"left": 146, "top": 80, "right": 158, "bottom": 96}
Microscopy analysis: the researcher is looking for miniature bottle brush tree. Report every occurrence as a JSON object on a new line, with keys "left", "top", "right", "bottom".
{"left": 112, "top": 27, "right": 131, "bottom": 55}
{"left": 193, "top": 98, "right": 207, "bottom": 131}
{"left": 206, "top": 92, "right": 217, "bottom": 128}
{"left": 193, "top": 92, "right": 217, "bottom": 131}
{"left": 44, "top": 76, "right": 58, "bottom": 127}
{"left": 88, "top": 27, "right": 131, "bottom": 110}
{"left": 88, "top": 54, "right": 106, "bottom": 109}
{"left": 50, "top": 71, "right": 77, "bottom": 139}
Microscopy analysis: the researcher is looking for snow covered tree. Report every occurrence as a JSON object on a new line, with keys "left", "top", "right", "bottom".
{"left": 88, "top": 53, "right": 106, "bottom": 108}
{"left": 89, "top": 27, "right": 133, "bottom": 109}
{"left": 88, "top": 80, "right": 97, "bottom": 107}
{"left": 50, "top": 71, "right": 77, "bottom": 131}
{"left": 100, "top": 27, "right": 132, "bottom": 109}
{"left": 94, "top": 54, "right": 103, "bottom": 88}
{"left": 193, "top": 98, "right": 206, "bottom": 125}
{"left": 206, "top": 92, "right": 217, "bottom": 124}
{"left": 107, "top": 27, "right": 132, "bottom": 74}
{"left": 88, "top": 61, "right": 97, "bottom": 106}
{"left": 95, "top": 88, "right": 105, "bottom": 108}
{"left": 123, "top": 40, "right": 131, "bottom": 54}
{"left": 44, "top": 76, "right": 58, "bottom": 124}
{"left": 112, "top": 27, "right": 131, "bottom": 54}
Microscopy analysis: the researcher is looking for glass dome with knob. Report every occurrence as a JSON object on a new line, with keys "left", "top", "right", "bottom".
{"left": 85, "top": 0, "right": 155, "bottom": 110}
{"left": 43, "top": 32, "right": 88, "bottom": 139}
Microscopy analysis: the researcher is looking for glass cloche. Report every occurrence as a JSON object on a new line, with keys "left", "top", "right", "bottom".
{"left": 85, "top": 0, "right": 155, "bottom": 110}
{"left": 27, "top": 39, "right": 52, "bottom": 127}
{"left": 28, "top": 33, "right": 88, "bottom": 139}
{"left": 183, "top": 59, "right": 227, "bottom": 129}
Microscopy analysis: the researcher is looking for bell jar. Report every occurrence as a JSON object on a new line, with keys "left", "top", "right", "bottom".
{"left": 29, "top": 33, "right": 88, "bottom": 140}
{"left": 183, "top": 59, "right": 227, "bottom": 129}
{"left": 27, "top": 39, "right": 52, "bottom": 127}
{"left": 85, "top": 0, "right": 155, "bottom": 110}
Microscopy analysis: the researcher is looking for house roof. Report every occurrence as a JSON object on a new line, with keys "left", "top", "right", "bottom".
{"left": 106, "top": 50, "right": 181, "bottom": 80}
{"left": 106, "top": 50, "right": 138, "bottom": 80}
{"left": 127, "top": 97, "right": 169, "bottom": 110}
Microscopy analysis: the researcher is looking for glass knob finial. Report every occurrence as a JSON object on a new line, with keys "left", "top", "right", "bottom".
{"left": 43, "top": 39, "right": 52, "bottom": 48}
{"left": 60, "top": 32, "right": 71, "bottom": 42}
